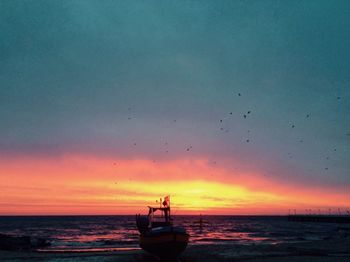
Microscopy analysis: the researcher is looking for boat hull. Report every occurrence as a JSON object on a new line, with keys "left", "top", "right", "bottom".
{"left": 140, "top": 228, "right": 189, "bottom": 259}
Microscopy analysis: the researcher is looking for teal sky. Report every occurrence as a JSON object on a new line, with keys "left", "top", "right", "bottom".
{"left": 1, "top": 1, "right": 349, "bottom": 191}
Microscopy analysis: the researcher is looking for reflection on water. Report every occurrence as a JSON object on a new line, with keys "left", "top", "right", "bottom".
{"left": 178, "top": 216, "right": 327, "bottom": 245}
{"left": 0, "top": 215, "right": 341, "bottom": 251}
{"left": 37, "top": 247, "right": 141, "bottom": 252}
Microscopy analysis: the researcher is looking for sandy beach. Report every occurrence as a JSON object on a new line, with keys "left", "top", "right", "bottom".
{"left": 1, "top": 236, "right": 350, "bottom": 262}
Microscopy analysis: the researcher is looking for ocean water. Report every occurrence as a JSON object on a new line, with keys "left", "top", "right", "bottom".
{"left": 0, "top": 216, "right": 342, "bottom": 252}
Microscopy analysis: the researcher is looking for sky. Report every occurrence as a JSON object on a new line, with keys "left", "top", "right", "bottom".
{"left": 0, "top": 0, "right": 350, "bottom": 215}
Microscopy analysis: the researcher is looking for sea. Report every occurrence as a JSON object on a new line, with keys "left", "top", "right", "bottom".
{"left": 0, "top": 216, "right": 343, "bottom": 252}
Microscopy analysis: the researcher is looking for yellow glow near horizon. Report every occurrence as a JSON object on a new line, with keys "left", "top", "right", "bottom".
{"left": 113, "top": 180, "right": 285, "bottom": 210}
{"left": 1, "top": 154, "right": 350, "bottom": 215}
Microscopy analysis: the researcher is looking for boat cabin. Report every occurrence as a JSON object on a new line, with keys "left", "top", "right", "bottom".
{"left": 147, "top": 206, "right": 173, "bottom": 228}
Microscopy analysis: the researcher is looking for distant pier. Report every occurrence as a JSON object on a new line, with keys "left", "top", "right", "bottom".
{"left": 288, "top": 215, "right": 350, "bottom": 223}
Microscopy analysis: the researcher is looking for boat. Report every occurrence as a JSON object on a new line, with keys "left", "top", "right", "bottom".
{"left": 136, "top": 196, "right": 189, "bottom": 260}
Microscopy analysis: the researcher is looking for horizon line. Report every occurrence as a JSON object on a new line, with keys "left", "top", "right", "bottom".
{"left": 0, "top": 214, "right": 290, "bottom": 217}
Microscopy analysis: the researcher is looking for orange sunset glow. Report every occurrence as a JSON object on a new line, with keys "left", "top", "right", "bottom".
{"left": 1, "top": 154, "right": 349, "bottom": 215}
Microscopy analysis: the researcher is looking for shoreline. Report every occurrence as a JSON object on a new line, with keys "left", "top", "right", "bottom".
{"left": 1, "top": 237, "right": 350, "bottom": 262}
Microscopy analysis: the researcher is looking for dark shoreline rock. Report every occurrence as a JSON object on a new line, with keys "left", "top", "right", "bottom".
{"left": 0, "top": 233, "right": 50, "bottom": 251}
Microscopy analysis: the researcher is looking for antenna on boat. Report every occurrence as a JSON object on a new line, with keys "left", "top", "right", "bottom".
{"left": 167, "top": 195, "right": 171, "bottom": 218}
